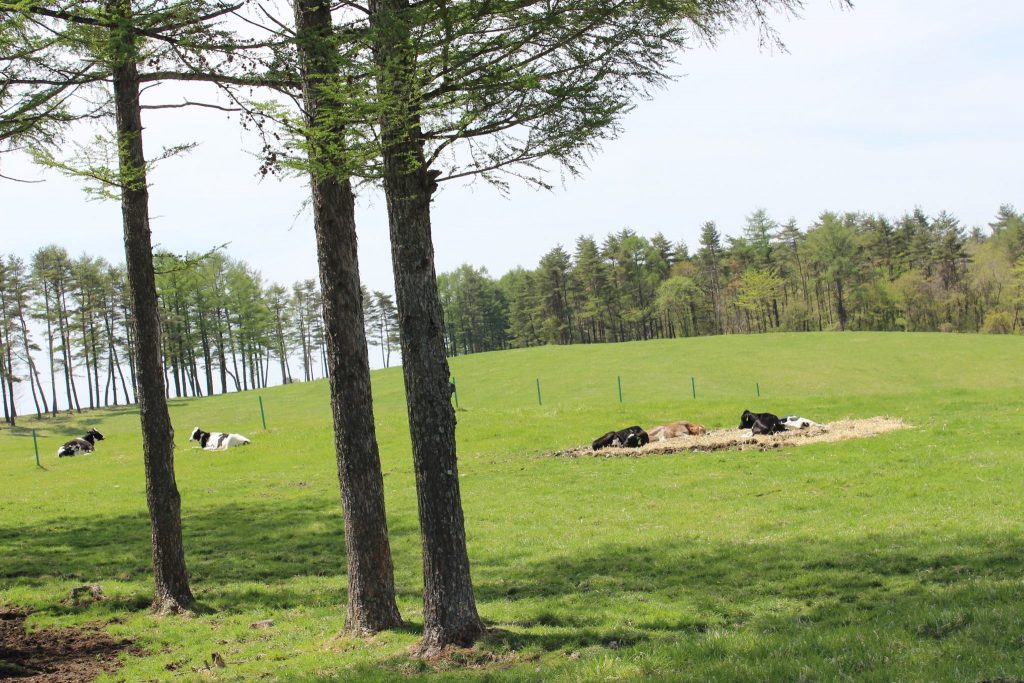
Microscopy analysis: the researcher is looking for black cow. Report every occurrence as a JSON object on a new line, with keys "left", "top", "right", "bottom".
{"left": 57, "top": 428, "right": 105, "bottom": 457}
{"left": 738, "top": 410, "right": 787, "bottom": 435}
{"left": 592, "top": 425, "right": 650, "bottom": 450}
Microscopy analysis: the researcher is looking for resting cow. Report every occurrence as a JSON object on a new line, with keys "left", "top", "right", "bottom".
{"left": 738, "top": 410, "right": 787, "bottom": 435}
{"left": 190, "top": 426, "right": 251, "bottom": 451}
{"left": 592, "top": 425, "right": 650, "bottom": 450}
{"left": 782, "top": 416, "right": 819, "bottom": 430}
{"left": 648, "top": 420, "right": 707, "bottom": 441}
{"left": 57, "top": 428, "right": 104, "bottom": 457}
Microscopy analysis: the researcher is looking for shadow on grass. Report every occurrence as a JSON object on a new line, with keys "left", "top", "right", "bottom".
{"left": 4, "top": 412, "right": 139, "bottom": 442}
{"left": 0, "top": 496, "right": 421, "bottom": 616}
{"left": 253, "top": 525, "right": 1024, "bottom": 682}
{"left": 5, "top": 406, "right": 141, "bottom": 431}
{"left": 467, "top": 531, "right": 1024, "bottom": 654}
{"left": 5, "top": 497, "right": 1024, "bottom": 678}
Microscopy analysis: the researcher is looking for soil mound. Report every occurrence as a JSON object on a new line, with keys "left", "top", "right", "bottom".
{"left": 0, "top": 608, "right": 132, "bottom": 682}
{"left": 549, "top": 417, "right": 908, "bottom": 458}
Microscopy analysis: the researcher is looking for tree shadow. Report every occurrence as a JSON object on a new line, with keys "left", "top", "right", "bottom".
{"left": 5, "top": 415, "right": 135, "bottom": 440}
{"left": 469, "top": 531, "right": 1024, "bottom": 654}
{"left": 0, "top": 496, "right": 421, "bottom": 616}
{"left": 5, "top": 498, "right": 1024, "bottom": 679}
{"left": 3, "top": 406, "right": 141, "bottom": 434}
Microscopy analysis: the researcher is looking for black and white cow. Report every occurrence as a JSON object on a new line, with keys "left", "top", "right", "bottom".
{"left": 738, "top": 410, "right": 787, "bottom": 435}
{"left": 190, "top": 426, "right": 251, "bottom": 451}
{"left": 57, "top": 428, "right": 104, "bottom": 457}
{"left": 781, "top": 415, "right": 820, "bottom": 430}
{"left": 592, "top": 425, "right": 650, "bottom": 450}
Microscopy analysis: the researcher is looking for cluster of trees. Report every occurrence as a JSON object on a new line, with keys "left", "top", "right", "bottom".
{"left": 9, "top": 201, "right": 1017, "bottom": 426}
{"left": 2, "top": 0, "right": 847, "bottom": 656}
{"left": 0, "top": 246, "right": 400, "bottom": 422}
{"left": 438, "top": 205, "right": 1024, "bottom": 355}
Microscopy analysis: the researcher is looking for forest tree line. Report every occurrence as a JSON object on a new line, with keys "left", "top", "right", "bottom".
{"left": 5, "top": 204, "right": 1022, "bottom": 422}
{"left": 438, "top": 205, "right": 1024, "bottom": 355}
{"left": 0, "top": 246, "right": 399, "bottom": 423}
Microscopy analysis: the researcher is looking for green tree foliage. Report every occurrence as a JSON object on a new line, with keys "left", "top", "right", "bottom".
{"left": 0, "top": 246, "right": 379, "bottom": 414}
{"left": 438, "top": 266, "right": 508, "bottom": 356}
{"left": 435, "top": 205, "right": 1024, "bottom": 349}
{"left": 805, "top": 212, "right": 860, "bottom": 331}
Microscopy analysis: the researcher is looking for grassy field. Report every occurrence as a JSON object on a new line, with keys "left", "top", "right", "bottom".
{"left": 2, "top": 331, "right": 1024, "bottom": 681}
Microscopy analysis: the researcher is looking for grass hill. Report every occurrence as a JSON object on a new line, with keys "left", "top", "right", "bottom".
{"left": 2, "top": 332, "right": 1024, "bottom": 681}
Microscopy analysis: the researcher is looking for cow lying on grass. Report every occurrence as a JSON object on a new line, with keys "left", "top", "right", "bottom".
{"left": 190, "top": 427, "right": 251, "bottom": 451}
{"left": 57, "top": 428, "right": 104, "bottom": 457}
{"left": 648, "top": 420, "right": 707, "bottom": 441}
{"left": 592, "top": 426, "right": 650, "bottom": 450}
{"left": 782, "top": 416, "right": 820, "bottom": 430}
{"left": 739, "top": 410, "right": 787, "bottom": 435}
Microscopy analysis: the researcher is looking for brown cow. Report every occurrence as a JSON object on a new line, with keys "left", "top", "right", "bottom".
{"left": 647, "top": 420, "right": 707, "bottom": 441}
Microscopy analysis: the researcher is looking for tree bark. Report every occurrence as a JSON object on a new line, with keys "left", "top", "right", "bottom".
{"left": 0, "top": 362, "right": 10, "bottom": 425}
{"left": 293, "top": 0, "right": 402, "bottom": 634}
{"left": 834, "top": 278, "right": 848, "bottom": 331}
{"left": 111, "top": 20, "right": 194, "bottom": 614}
{"left": 370, "top": 0, "right": 485, "bottom": 654}
{"left": 42, "top": 283, "right": 58, "bottom": 414}
{"left": 18, "top": 304, "right": 46, "bottom": 417}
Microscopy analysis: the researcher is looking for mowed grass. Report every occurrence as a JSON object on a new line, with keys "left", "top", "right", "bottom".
{"left": 3, "top": 331, "right": 1024, "bottom": 681}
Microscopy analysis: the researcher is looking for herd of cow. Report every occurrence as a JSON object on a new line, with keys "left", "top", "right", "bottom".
{"left": 56, "top": 426, "right": 251, "bottom": 457}
{"left": 54, "top": 410, "right": 818, "bottom": 459}
{"left": 591, "top": 410, "right": 819, "bottom": 451}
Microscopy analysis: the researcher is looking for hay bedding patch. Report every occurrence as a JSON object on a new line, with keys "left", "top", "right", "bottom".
{"left": 0, "top": 608, "right": 133, "bottom": 681}
{"left": 548, "top": 417, "right": 908, "bottom": 458}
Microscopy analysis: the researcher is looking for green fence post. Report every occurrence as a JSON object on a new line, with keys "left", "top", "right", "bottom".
{"left": 691, "top": 377, "right": 696, "bottom": 399}
{"left": 452, "top": 378, "right": 459, "bottom": 409}
{"left": 617, "top": 375, "right": 623, "bottom": 403}
{"left": 259, "top": 396, "right": 267, "bottom": 430}
{"left": 536, "top": 378, "right": 542, "bottom": 406}
{"left": 756, "top": 382, "right": 760, "bottom": 397}
{"left": 32, "top": 429, "right": 40, "bottom": 467}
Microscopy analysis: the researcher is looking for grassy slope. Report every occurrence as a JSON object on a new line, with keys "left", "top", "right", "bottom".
{"left": 2, "top": 332, "right": 1024, "bottom": 681}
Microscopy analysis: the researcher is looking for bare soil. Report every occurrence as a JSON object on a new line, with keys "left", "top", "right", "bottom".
{"left": 548, "top": 417, "right": 908, "bottom": 458}
{"left": 0, "top": 609, "right": 132, "bottom": 682}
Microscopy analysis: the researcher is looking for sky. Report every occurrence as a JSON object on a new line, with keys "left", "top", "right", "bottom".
{"left": 1, "top": 0, "right": 1022, "bottom": 299}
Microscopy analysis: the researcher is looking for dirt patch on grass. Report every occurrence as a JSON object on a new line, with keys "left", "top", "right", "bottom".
{"left": 548, "top": 417, "right": 908, "bottom": 458}
{"left": 0, "top": 608, "right": 133, "bottom": 682}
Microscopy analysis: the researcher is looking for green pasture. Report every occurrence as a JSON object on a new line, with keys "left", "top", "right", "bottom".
{"left": 2, "top": 332, "right": 1024, "bottom": 681}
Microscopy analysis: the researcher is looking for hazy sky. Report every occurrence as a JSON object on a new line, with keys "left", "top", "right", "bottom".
{"left": 2, "top": 0, "right": 1022, "bottom": 297}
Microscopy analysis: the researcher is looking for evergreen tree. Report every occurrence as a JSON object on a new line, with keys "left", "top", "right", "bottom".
{"left": 806, "top": 212, "right": 861, "bottom": 331}
{"left": 697, "top": 222, "right": 725, "bottom": 334}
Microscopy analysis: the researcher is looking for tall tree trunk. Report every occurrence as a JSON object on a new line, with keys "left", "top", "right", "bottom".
{"left": 111, "top": 24, "right": 193, "bottom": 614}
{"left": 834, "top": 279, "right": 848, "bottom": 332}
{"left": 19, "top": 306, "right": 46, "bottom": 417}
{"left": 0, "top": 362, "right": 10, "bottom": 425}
{"left": 113, "top": 341, "right": 131, "bottom": 405}
{"left": 103, "top": 312, "right": 117, "bottom": 407}
{"left": 239, "top": 337, "right": 248, "bottom": 391}
{"left": 42, "top": 283, "right": 58, "bottom": 414}
{"left": 225, "top": 309, "right": 242, "bottom": 391}
{"left": 169, "top": 354, "right": 182, "bottom": 397}
{"left": 198, "top": 315, "right": 214, "bottom": 396}
{"left": 215, "top": 308, "right": 229, "bottom": 393}
{"left": 292, "top": 0, "right": 403, "bottom": 630}
{"left": 81, "top": 315, "right": 94, "bottom": 409}
{"left": 2, "top": 331, "right": 15, "bottom": 426}
{"left": 90, "top": 314, "right": 102, "bottom": 406}
{"left": 58, "top": 288, "right": 81, "bottom": 412}
{"left": 297, "top": 310, "right": 311, "bottom": 382}
{"left": 370, "top": 0, "right": 484, "bottom": 654}
{"left": 122, "top": 301, "right": 138, "bottom": 402}
{"left": 273, "top": 307, "right": 289, "bottom": 384}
